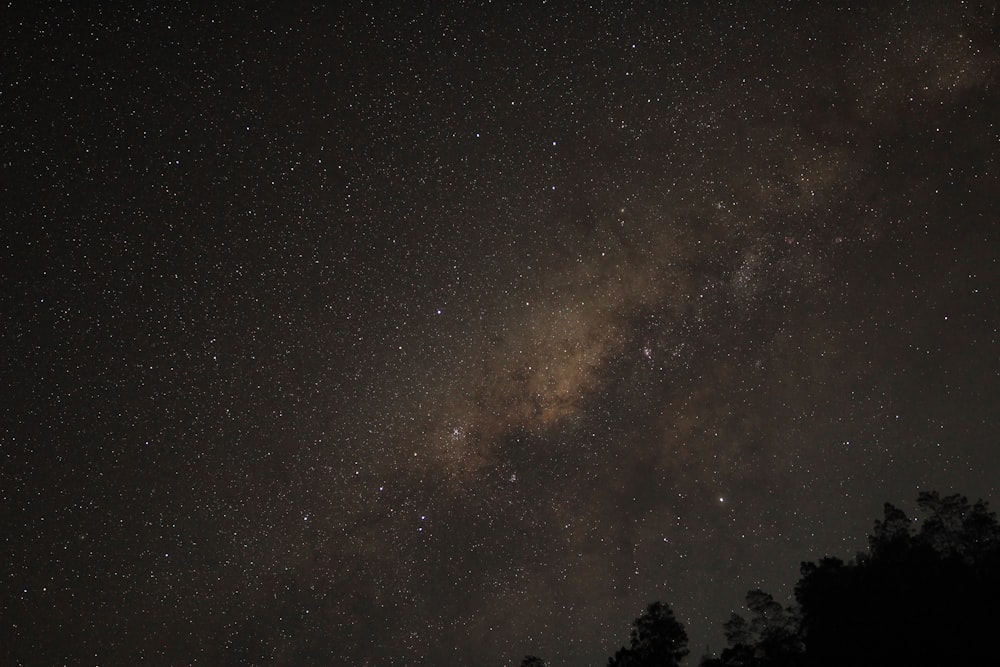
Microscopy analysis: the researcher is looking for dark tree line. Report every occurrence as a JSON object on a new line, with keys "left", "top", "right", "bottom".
{"left": 520, "top": 491, "right": 1000, "bottom": 667}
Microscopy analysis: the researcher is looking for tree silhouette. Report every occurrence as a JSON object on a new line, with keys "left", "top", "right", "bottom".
{"left": 519, "top": 656, "right": 547, "bottom": 667}
{"left": 867, "top": 501, "right": 912, "bottom": 559}
{"left": 700, "top": 590, "right": 802, "bottom": 667}
{"left": 608, "top": 601, "right": 689, "bottom": 667}
{"left": 795, "top": 492, "right": 1000, "bottom": 667}
{"left": 521, "top": 491, "right": 999, "bottom": 667}
{"left": 915, "top": 491, "right": 1000, "bottom": 562}
{"left": 697, "top": 492, "right": 1000, "bottom": 667}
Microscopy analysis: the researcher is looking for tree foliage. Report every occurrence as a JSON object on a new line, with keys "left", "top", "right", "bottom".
{"left": 701, "top": 590, "right": 802, "bottom": 667}
{"left": 608, "top": 601, "right": 689, "bottom": 667}
{"left": 525, "top": 492, "right": 999, "bottom": 667}
{"left": 793, "top": 492, "right": 1000, "bottom": 667}
{"left": 701, "top": 492, "right": 1000, "bottom": 667}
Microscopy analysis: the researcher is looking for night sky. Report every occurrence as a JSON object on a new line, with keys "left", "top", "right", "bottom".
{"left": 3, "top": 2, "right": 1000, "bottom": 665}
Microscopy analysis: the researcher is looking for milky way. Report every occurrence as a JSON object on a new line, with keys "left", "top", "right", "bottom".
{"left": 4, "top": 3, "right": 1000, "bottom": 665}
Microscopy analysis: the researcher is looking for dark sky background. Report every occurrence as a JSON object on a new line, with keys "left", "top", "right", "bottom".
{"left": 3, "top": 2, "right": 999, "bottom": 665}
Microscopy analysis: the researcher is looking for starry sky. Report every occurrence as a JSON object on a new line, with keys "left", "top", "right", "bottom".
{"left": 3, "top": 2, "right": 999, "bottom": 665}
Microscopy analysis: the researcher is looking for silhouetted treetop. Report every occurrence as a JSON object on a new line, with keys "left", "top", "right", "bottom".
{"left": 916, "top": 491, "right": 1000, "bottom": 563}
{"left": 699, "top": 491, "right": 1000, "bottom": 667}
{"left": 700, "top": 590, "right": 802, "bottom": 667}
{"left": 867, "top": 501, "right": 912, "bottom": 559}
{"left": 795, "top": 491, "right": 1000, "bottom": 667}
{"left": 525, "top": 491, "right": 998, "bottom": 667}
{"left": 608, "top": 601, "right": 689, "bottom": 667}
{"left": 865, "top": 492, "right": 1000, "bottom": 565}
